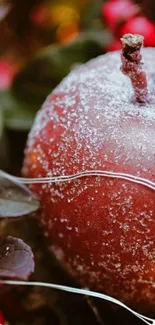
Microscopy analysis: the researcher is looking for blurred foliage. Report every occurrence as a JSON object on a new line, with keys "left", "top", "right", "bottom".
{"left": 0, "top": 108, "right": 9, "bottom": 169}
{"left": 1, "top": 90, "right": 38, "bottom": 130}
{"left": 12, "top": 31, "right": 109, "bottom": 108}
{"left": 0, "top": 30, "right": 109, "bottom": 131}
{"left": 1, "top": 0, "right": 104, "bottom": 56}
{"left": 0, "top": 0, "right": 109, "bottom": 133}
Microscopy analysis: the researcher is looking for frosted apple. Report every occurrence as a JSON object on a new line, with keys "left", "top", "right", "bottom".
{"left": 23, "top": 34, "right": 155, "bottom": 312}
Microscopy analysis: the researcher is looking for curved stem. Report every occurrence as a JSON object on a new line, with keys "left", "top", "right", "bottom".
{"left": 120, "top": 34, "right": 149, "bottom": 104}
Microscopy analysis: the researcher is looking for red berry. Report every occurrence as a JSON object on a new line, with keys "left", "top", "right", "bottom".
{"left": 24, "top": 47, "right": 155, "bottom": 312}
{"left": 102, "top": 0, "right": 139, "bottom": 30}
{"left": 0, "top": 311, "right": 5, "bottom": 325}
{"left": 119, "top": 16, "right": 155, "bottom": 46}
{"left": 0, "top": 59, "right": 17, "bottom": 90}
{"left": 31, "top": 4, "right": 49, "bottom": 29}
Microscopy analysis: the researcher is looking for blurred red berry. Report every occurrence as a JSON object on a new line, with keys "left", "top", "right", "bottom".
{"left": 119, "top": 16, "right": 155, "bottom": 46}
{"left": 0, "top": 311, "right": 5, "bottom": 325}
{"left": 0, "top": 59, "right": 17, "bottom": 90}
{"left": 31, "top": 4, "right": 50, "bottom": 29}
{"left": 102, "top": 0, "right": 139, "bottom": 30}
{"left": 106, "top": 38, "right": 122, "bottom": 52}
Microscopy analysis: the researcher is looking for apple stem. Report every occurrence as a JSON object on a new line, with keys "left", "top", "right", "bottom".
{"left": 120, "top": 34, "right": 149, "bottom": 104}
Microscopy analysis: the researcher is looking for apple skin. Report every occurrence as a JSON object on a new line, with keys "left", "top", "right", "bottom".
{"left": 23, "top": 48, "right": 155, "bottom": 312}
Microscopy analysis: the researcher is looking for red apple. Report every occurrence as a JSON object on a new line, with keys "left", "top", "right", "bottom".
{"left": 23, "top": 34, "right": 155, "bottom": 312}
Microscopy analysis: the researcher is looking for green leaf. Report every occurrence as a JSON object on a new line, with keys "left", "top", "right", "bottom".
{"left": 0, "top": 90, "right": 37, "bottom": 131}
{"left": 80, "top": 0, "right": 103, "bottom": 29}
{"left": 0, "top": 109, "right": 9, "bottom": 169}
{"left": 0, "top": 109, "right": 3, "bottom": 141}
{"left": 12, "top": 31, "right": 108, "bottom": 106}
{"left": 0, "top": 170, "right": 40, "bottom": 218}
{"left": 0, "top": 236, "right": 34, "bottom": 280}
